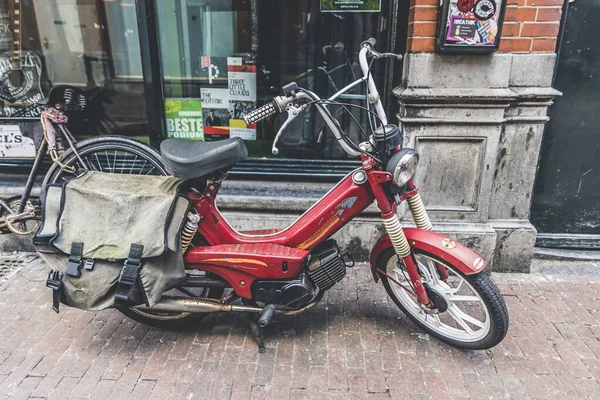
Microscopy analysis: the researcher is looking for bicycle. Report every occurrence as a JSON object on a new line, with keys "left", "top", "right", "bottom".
{"left": 0, "top": 85, "right": 168, "bottom": 235}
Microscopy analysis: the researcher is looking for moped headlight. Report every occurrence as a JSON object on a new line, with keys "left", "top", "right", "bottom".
{"left": 386, "top": 148, "right": 419, "bottom": 186}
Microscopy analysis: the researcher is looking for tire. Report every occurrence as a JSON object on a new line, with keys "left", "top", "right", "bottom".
{"left": 43, "top": 136, "right": 168, "bottom": 185}
{"left": 378, "top": 248, "right": 509, "bottom": 350}
{"left": 118, "top": 286, "right": 224, "bottom": 330}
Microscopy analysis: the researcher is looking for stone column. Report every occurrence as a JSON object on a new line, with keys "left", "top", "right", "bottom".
{"left": 396, "top": 1, "right": 564, "bottom": 271}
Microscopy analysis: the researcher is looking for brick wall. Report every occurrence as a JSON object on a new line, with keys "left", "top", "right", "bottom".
{"left": 406, "top": 0, "right": 565, "bottom": 53}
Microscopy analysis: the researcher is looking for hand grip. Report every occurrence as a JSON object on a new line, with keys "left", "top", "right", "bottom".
{"left": 243, "top": 101, "right": 277, "bottom": 125}
{"left": 361, "top": 38, "right": 377, "bottom": 49}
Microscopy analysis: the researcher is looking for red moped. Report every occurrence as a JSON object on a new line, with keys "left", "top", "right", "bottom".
{"left": 123, "top": 39, "right": 509, "bottom": 351}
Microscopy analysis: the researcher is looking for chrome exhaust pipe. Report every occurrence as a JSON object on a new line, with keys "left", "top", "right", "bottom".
{"left": 134, "top": 292, "right": 324, "bottom": 315}
{"left": 135, "top": 297, "right": 263, "bottom": 314}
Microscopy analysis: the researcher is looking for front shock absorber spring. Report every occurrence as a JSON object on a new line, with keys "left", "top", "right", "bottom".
{"left": 382, "top": 214, "right": 411, "bottom": 258}
{"left": 181, "top": 212, "right": 201, "bottom": 252}
{"left": 407, "top": 193, "right": 432, "bottom": 230}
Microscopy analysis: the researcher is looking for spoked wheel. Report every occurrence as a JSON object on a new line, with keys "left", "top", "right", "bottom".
{"left": 43, "top": 136, "right": 168, "bottom": 185}
{"left": 378, "top": 248, "right": 509, "bottom": 350}
{"left": 118, "top": 283, "right": 224, "bottom": 329}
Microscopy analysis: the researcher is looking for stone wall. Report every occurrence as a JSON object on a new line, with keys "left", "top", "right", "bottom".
{"left": 396, "top": 1, "right": 565, "bottom": 272}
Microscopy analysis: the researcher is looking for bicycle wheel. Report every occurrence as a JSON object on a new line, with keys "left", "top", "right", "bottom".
{"left": 43, "top": 136, "right": 168, "bottom": 185}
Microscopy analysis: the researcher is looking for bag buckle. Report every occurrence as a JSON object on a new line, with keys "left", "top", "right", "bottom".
{"left": 46, "top": 270, "right": 63, "bottom": 313}
{"left": 65, "top": 242, "right": 84, "bottom": 278}
{"left": 84, "top": 259, "right": 95, "bottom": 270}
{"left": 115, "top": 243, "right": 144, "bottom": 303}
{"left": 115, "top": 261, "right": 140, "bottom": 302}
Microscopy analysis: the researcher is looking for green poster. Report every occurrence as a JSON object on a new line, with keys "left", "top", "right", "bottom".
{"left": 321, "top": 0, "right": 381, "bottom": 12}
{"left": 164, "top": 98, "right": 204, "bottom": 140}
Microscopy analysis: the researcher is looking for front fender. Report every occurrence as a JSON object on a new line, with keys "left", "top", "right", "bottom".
{"left": 369, "top": 228, "right": 486, "bottom": 281}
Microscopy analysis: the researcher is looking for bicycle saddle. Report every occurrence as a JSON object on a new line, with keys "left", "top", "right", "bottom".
{"left": 37, "top": 85, "right": 86, "bottom": 111}
{"left": 160, "top": 138, "right": 248, "bottom": 180}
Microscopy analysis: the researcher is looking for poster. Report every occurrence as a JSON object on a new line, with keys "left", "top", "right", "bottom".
{"left": 321, "top": 0, "right": 381, "bottom": 12}
{"left": 443, "top": 0, "right": 501, "bottom": 46}
{"left": 0, "top": 11, "right": 11, "bottom": 51}
{"left": 164, "top": 98, "right": 204, "bottom": 140}
{"left": 227, "top": 57, "right": 257, "bottom": 141}
{"left": 0, "top": 125, "right": 36, "bottom": 158}
{"left": 201, "top": 88, "right": 231, "bottom": 141}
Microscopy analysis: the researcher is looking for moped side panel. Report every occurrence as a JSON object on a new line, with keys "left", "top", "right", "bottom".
{"left": 369, "top": 228, "right": 487, "bottom": 281}
{"left": 186, "top": 243, "right": 309, "bottom": 298}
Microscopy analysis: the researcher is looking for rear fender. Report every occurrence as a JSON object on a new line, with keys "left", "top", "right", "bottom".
{"left": 369, "top": 228, "right": 486, "bottom": 281}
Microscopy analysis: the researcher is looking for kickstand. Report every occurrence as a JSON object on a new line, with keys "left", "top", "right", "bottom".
{"left": 248, "top": 316, "right": 266, "bottom": 354}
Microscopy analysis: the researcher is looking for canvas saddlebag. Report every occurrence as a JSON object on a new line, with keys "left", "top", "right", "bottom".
{"left": 33, "top": 171, "right": 190, "bottom": 312}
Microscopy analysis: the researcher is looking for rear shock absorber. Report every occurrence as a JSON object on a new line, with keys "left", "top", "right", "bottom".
{"left": 407, "top": 193, "right": 432, "bottom": 230}
{"left": 181, "top": 212, "right": 201, "bottom": 252}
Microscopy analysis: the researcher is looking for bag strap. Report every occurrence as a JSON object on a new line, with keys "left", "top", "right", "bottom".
{"left": 65, "top": 242, "right": 84, "bottom": 277}
{"left": 115, "top": 243, "right": 144, "bottom": 303}
{"left": 46, "top": 270, "right": 63, "bottom": 313}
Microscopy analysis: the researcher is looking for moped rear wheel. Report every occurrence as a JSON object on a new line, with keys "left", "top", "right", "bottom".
{"left": 377, "top": 248, "right": 509, "bottom": 350}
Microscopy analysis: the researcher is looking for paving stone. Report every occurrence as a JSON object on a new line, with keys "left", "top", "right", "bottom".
{"left": 0, "top": 256, "right": 598, "bottom": 399}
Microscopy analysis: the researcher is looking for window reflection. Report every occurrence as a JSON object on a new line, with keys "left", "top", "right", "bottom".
{"left": 156, "top": 0, "right": 391, "bottom": 160}
{"left": 0, "top": 0, "right": 147, "bottom": 141}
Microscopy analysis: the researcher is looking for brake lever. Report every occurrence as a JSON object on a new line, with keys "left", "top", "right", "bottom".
{"left": 271, "top": 103, "right": 305, "bottom": 155}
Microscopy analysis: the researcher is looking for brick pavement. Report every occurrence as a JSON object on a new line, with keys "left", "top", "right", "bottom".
{"left": 0, "top": 255, "right": 599, "bottom": 399}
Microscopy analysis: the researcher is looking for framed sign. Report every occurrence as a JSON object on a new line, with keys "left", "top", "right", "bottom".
{"left": 436, "top": 0, "right": 507, "bottom": 54}
{"left": 321, "top": 0, "right": 382, "bottom": 12}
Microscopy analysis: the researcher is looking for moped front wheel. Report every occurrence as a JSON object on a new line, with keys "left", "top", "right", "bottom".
{"left": 377, "top": 248, "right": 509, "bottom": 350}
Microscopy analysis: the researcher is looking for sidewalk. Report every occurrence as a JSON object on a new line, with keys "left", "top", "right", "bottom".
{"left": 0, "top": 254, "right": 598, "bottom": 399}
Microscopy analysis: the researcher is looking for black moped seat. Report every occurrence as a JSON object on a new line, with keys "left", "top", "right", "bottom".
{"left": 160, "top": 138, "right": 248, "bottom": 180}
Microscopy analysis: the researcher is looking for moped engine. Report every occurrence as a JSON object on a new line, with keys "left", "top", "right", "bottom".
{"left": 306, "top": 239, "right": 346, "bottom": 291}
{"left": 250, "top": 240, "right": 346, "bottom": 309}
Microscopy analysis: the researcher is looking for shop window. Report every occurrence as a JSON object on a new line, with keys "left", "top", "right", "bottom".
{"left": 155, "top": 0, "right": 399, "bottom": 168}
{"left": 0, "top": 0, "right": 148, "bottom": 141}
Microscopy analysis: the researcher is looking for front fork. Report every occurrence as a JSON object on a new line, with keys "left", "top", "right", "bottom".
{"left": 369, "top": 174, "right": 435, "bottom": 305}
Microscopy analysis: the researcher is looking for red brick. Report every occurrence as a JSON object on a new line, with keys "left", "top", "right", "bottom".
{"left": 532, "top": 38, "right": 557, "bottom": 52}
{"left": 408, "top": 37, "right": 436, "bottom": 52}
{"left": 505, "top": 6, "right": 537, "bottom": 22}
{"left": 502, "top": 22, "right": 521, "bottom": 37}
{"left": 499, "top": 38, "right": 533, "bottom": 52}
{"left": 527, "top": 0, "right": 563, "bottom": 5}
{"left": 521, "top": 22, "right": 560, "bottom": 37}
{"left": 412, "top": 6, "right": 438, "bottom": 22}
{"left": 507, "top": 0, "right": 527, "bottom": 5}
{"left": 413, "top": 0, "right": 438, "bottom": 5}
{"left": 409, "top": 22, "right": 437, "bottom": 37}
{"left": 537, "top": 7, "right": 563, "bottom": 22}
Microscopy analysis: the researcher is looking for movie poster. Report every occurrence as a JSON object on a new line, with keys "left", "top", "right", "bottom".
{"left": 164, "top": 98, "right": 204, "bottom": 140}
{"left": 444, "top": 0, "right": 501, "bottom": 46}
{"left": 227, "top": 57, "right": 257, "bottom": 141}
{"left": 201, "top": 88, "right": 231, "bottom": 141}
{"left": 321, "top": 0, "right": 381, "bottom": 12}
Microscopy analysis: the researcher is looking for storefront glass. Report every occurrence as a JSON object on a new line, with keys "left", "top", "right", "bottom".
{"left": 155, "top": 0, "right": 396, "bottom": 161}
{"left": 0, "top": 0, "right": 148, "bottom": 141}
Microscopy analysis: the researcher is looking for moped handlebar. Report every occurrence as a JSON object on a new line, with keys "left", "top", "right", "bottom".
{"left": 243, "top": 101, "right": 278, "bottom": 125}
{"left": 251, "top": 38, "right": 401, "bottom": 157}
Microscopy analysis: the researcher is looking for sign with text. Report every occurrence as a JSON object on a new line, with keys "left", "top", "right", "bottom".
{"left": 320, "top": 0, "right": 381, "bottom": 12}
{"left": 436, "top": 0, "right": 506, "bottom": 54}
{"left": 164, "top": 98, "right": 204, "bottom": 140}
{"left": 227, "top": 58, "right": 257, "bottom": 141}
{"left": 0, "top": 125, "right": 36, "bottom": 158}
